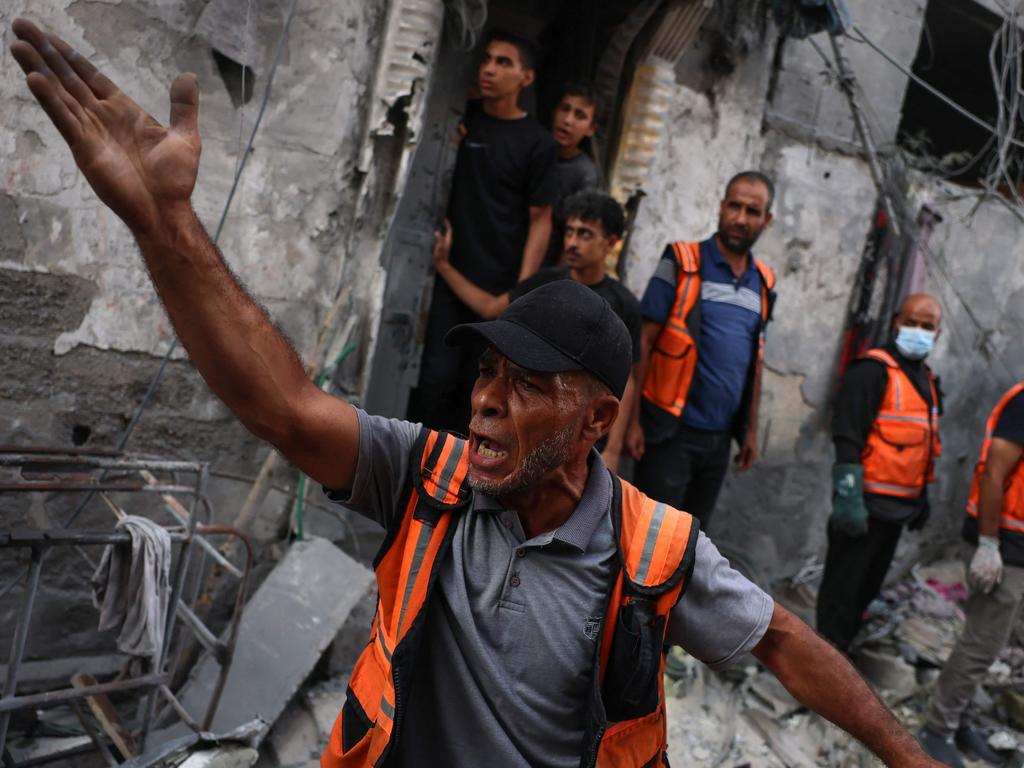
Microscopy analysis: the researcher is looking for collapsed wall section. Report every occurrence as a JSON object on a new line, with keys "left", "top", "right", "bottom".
{"left": 0, "top": 0, "right": 388, "bottom": 656}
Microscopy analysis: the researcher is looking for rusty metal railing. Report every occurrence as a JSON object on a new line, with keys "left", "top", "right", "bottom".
{"left": 0, "top": 448, "right": 253, "bottom": 766}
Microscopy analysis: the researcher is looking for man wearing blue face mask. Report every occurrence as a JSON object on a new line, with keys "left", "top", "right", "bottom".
{"left": 817, "top": 294, "right": 943, "bottom": 655}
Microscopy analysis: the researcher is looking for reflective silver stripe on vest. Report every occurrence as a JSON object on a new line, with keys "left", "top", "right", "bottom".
{"left": 634, "top": 502, "right": 667, "bottom": 585}
{"left": 396, "top": 522, "right": 433, "bottom": 634}
{"left": 434, "top": 438, "right": 465, "bottom": 502}
{"left": 700, "top": 281, "right": 762, "bottom": 315}
{"left": 378, "top": 626, "right": 392, "bottom": 661}
{"left": 892, "top": 375, "right": 902, "bottom": 410}
{"left": 864, "top": 480, "right": 919, "bottom": 494}
{"left": 380, "top": 696, "right": 395, "bottom": 720}
{"left": 877, "top": 413, "right": 931, "bottom": 425}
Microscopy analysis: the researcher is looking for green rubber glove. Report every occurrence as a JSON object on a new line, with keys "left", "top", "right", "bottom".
{"left": 831, "top": 463, "right": 868, "bottom": 537}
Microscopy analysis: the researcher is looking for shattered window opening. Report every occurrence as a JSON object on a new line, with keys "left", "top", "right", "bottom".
{"left": 212, "top": 49, "right": 256, "bottom": 108}
{"left": 897, "top": 0, "right": 1017, "bottom": 186}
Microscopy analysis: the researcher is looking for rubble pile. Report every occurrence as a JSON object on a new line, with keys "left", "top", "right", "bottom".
{"left": 663, "top": 557, "right": 1024, "bottom": 767}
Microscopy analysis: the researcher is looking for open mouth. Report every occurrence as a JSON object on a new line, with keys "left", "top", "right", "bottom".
{"left": 476, "top": 437, "right": 507, "bottom": 460}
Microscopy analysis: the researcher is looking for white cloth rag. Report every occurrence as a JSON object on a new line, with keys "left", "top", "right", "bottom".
{"left": 91, "top": 515, "right": 172, "bottom": 662}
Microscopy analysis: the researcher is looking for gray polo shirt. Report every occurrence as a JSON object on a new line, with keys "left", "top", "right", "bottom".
{"left": 331, "top": 410, "right": 773, "bottom": 768}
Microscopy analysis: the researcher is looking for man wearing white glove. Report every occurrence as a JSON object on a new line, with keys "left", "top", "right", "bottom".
{"left": 920, "top": 382, "right": 1024, "bottom": 767}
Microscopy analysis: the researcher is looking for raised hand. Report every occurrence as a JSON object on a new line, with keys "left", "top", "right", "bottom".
{"left": 433, "top": 218, "right": 453, "bottom": 270}
{"left": 9, "top": 18, "right": 201, "bottom": 234}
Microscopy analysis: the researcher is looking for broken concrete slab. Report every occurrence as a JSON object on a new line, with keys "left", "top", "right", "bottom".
{"left": 186, "top": 538, "right": 371, "bottom": 733}
{"left": 164, "top": 538, "right": 373, "bottom": 745}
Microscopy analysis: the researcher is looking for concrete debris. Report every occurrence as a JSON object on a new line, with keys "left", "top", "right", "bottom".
{"left": 178, "top": 746, "right": 260, "bottom": 768}
{"left": 990, "top": 730, "right": 1019, "bottom": 751}
{"left": 664, "top": 556, "right": 1024, "bottom": 766}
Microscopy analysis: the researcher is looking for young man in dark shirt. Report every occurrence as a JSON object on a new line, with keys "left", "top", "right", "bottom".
{"left": 432, "top": 190, "right": 641, "bottom": 469}
{"left": 546, "top": 81, "right": 600, "bottom": 264}
{"left": 408, "top": 29, "right": 560, "bottom": 432}
{"left": 817, "top": 294, "right": 943, "bottom": 655}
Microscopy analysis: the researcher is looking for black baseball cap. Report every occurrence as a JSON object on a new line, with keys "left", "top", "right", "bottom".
{"left": 444, "top": 280, "right": 631, "bottom": 398}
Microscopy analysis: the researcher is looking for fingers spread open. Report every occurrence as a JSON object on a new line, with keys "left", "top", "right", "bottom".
{"left": 169, "top": 73, "right": 200, "bottom": 139}
{"left": 46, "top": 32, "right": 119, "bottom": 101}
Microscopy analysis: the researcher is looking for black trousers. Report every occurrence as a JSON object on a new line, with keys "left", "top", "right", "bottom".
{"left": 816, "top": 516, "right": 903, "bottom": 654}
{"left": 407, "top": 281, "right": 477, "bottom": 433}
{"left": 632, "top": 423, "right": 732, "bottom": 529}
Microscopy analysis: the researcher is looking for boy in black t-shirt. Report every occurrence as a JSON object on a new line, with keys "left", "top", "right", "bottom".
{"left": 432, "top": 191, "right": 641, "bottom": 470}
{"left": 408, "top": 29, "right": 559, "bottom": 432}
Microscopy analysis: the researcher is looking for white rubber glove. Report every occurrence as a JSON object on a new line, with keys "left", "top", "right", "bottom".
{"left": 969, "top": 535, "right": 1003, "bottom": 594}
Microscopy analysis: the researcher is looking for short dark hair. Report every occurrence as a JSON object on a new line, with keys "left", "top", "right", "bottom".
{"left": 562, "top": 190, "right": 625, "bottom": 238}
{"left": 724, "top": 170, "right": 775, "bottom": 211}
{"left": 485, "top": 28, "right": 539, "bottom": 71}
{"left": 559, "top": 80, "right": 601, "bottom": 122}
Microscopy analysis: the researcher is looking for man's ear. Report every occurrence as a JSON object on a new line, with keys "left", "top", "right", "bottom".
{"left": 522, "top": 68, "right": 536, "bottom": 88}
{"left": 583, "top": 395, "right": 619, "bottom": 441}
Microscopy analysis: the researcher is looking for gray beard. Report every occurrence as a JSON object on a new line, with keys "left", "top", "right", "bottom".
{"left": 467, "top": 420, "right": 578, "bottom": 497}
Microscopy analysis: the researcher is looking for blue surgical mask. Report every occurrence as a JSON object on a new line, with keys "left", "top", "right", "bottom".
{"left": 894, "top": 326, "right": 936, "bottom": 360}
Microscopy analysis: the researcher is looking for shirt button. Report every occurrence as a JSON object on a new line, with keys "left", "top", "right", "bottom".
{"left": 516, "top": 548, "right": 526, "bottom": 558}
{"left": 510, "top": 575, "right": 521, "bottom": 588}
{"left": 504, "top": 519, "right": 514, "bottom": 530}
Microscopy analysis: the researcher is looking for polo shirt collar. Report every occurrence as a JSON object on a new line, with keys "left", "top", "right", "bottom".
{"left": 472, "top": 450, "right": 611, "bottom": 553}
{"left": 704, "top": 234, "right": 754, "bottom": 275}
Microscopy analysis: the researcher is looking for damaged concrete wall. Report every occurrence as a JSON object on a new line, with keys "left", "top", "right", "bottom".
{"left": 622, "top": 0, "right": 1024, "bottom": 585}
{"left": 0, "top": 0, "right": 393, "bottom": 656}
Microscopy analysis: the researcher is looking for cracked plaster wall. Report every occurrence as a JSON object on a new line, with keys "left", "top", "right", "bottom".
{"left": 0, "top": 0, "right": 390, "bottom": 656}
{"left": 622, "top": 0, "right": 1024, "bottom": 585}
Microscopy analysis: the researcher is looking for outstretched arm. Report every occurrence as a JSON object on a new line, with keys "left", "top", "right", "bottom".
{"left": 10, "top": 19, "right": 359, "bottom": 491}
{"left": 753, "top": 604, "right": 941, "bottom": 767}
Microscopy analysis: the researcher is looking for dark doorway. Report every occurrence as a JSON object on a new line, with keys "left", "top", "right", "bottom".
{"left": 898, "top": 0, "right": 1010, "bottom": 184}
{"left": 364, "top": 0, "right": 656, "bottom": 418}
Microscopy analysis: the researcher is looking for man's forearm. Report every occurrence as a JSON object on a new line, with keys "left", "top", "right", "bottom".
{"left": 605, "top": 371, "right": 637, "bottom": 455}
{"left": 518, "top": 209, "right": 551, "bottom": 281}
{"left": 754, "top": 604, "right": 929, "bottom": 765}
{"left": 978, "top": 470, "right": 1005, "bottom": 537}
{"left": 436, "top": 262, "right": 506, "bottom": 319}
{"left": 135, "top": 207, "right": 313, "bottom": 443}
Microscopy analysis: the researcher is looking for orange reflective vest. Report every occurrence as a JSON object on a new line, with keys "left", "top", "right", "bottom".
{"left": 860, "top": 349, "right": 941, "bottom": 498}
{"left": 642, "top": 240, "right": 776, "bottom": 420}
{"left": 966, "top": 382, "right": 1024, "bottom": 531}
{"left": 322, "top": 429, "right": 700, "bottom": 768}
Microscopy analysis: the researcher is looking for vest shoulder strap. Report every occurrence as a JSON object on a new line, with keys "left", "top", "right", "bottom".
{"left": 754, "top": 258, "right": 776, "bottom": 290}
{"left": 415, "top": 429, "right": 473, "bottom": 510}
{"left": 371, "top": 429, "right": 471, "bottom": 569}
{"left": 669, "top": 241, "right": 702, "bottom": 275}
{"left": 611, "top": 473, "right": 700, "bottom": 596}
{"left": 863, "top": 348, "right": 898, "bottom": 368}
